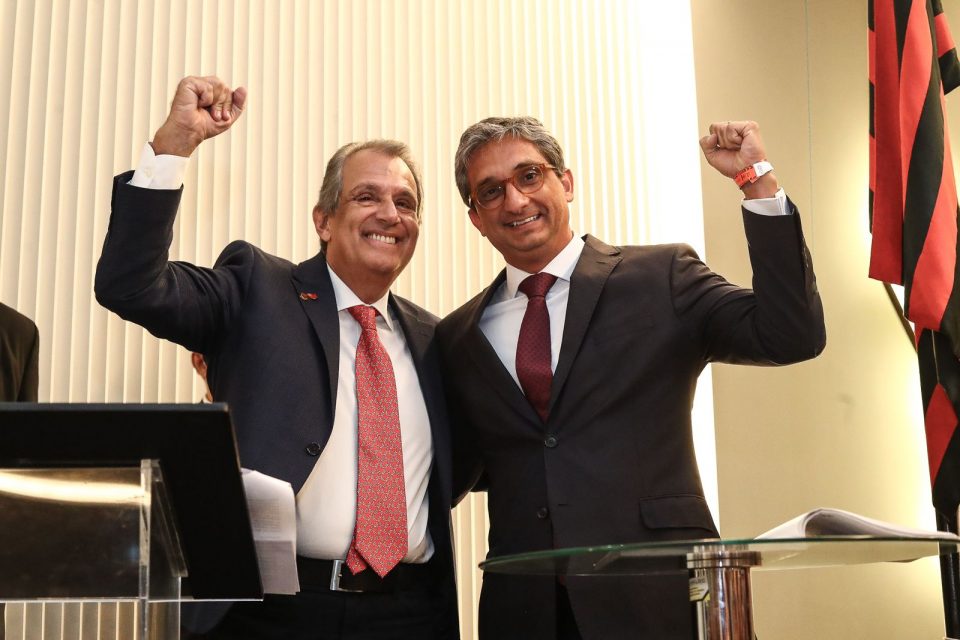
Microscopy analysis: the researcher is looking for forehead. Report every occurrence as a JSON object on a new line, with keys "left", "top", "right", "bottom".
{"left": 467, "top": 138, "right": 547, "bottom": 186}
{"left": 342, "top": 149, "right": 416, "bottom": 193}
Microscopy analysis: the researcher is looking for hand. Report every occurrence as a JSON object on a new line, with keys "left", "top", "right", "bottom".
{"left": 699, "top": 120, "right": 778, "bottom": 198}
{"left": 151, "top": 76, "right": 247, "bottom": 157}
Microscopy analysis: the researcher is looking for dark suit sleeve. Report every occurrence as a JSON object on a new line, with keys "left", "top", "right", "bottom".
{"left": 0, "top": 305, "right": 40, "bottom": 401}
{"left": 94, "top": 172, "right": 253, "bottom": 353}
{"left": 672, "top": 202, "right": 825, "bottom": 365}
{"left": 449, "top": 392, "right": 487, "bottom": 504}
{"left": 435, "top": 320, "right": 486, "bottom": 505}
{"left": 19, "top": 321, "right": 38, "bottom": 402}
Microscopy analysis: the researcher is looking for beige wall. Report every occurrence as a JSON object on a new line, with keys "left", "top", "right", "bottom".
{"left": 692, "top": 1, "right": 948, "bottom": 637}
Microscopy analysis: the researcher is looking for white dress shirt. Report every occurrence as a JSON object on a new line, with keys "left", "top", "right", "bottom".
{"left": 480, "top": 235, "right": 584, "bottom": 385}
{"left": 296, "top": 269, "right": 434, "bottom": 562}
{"left": 131, "top": 143, "right": 435, "bottom": 563}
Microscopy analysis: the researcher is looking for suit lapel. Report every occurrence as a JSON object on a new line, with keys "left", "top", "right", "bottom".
{"left": 460, "top": 272, "right": 509, "bottom": 380}
{"left": 291, "top": 253, "right": 340, "bottom": 423}
{"left": 391, "top": 299, "right": 431, "bottom": 351}
{"left": 462, "top": 270, "right": 542, "bottom": 424}
{"left": 390, "top": 295, "right": 434, "bottom": 379}
{"left": 390, "top": 297, "right": 436, "bottom": 424}
{"left": 549, "top": 235, "right": 621, "bottom": 416}
{"left": 390, "top": 295, "right": 451, "bottom": 500}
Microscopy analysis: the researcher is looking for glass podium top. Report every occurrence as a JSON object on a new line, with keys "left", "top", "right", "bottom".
{"left": 479, "top": 536, "right": 960, "bottom": 576}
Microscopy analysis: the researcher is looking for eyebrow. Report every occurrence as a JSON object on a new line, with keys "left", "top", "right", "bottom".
{"left": 347, "top": 182, "right": 417, "bottom": 199}
{"left": 476, "top": 160, "right": 546, "bottom": 186}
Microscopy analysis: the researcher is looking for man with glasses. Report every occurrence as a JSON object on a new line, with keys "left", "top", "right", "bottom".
{"left": 437, "top": 117, "right": 825, "bottom": 639}
{"left": 95, "top": 76, "right": 458, "bottom": 639}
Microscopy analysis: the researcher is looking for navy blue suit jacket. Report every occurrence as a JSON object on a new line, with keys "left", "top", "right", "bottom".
{"left": 95, "top": 172, "right": 457, "bottom": 633}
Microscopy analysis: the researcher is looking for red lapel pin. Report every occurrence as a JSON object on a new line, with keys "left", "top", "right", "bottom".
{"left": 299, "top": 292, "right": 318, "bottom": 301}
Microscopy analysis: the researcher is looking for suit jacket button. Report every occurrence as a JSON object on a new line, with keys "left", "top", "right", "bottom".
{"left": 544, "top": 435, "right": 558, "bottom": 448}
{"left": 305, "top": 442, "right": 321, "bottom": 456}
{"left": 536, "top": 507, "right": 549, "bottom": 519}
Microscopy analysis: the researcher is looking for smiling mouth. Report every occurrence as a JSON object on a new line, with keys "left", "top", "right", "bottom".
{"left": 366, "top": 233, "right": 397, "bottom": 244}
{"left": 506, "top": 214, "right": 541, "bottom": 228}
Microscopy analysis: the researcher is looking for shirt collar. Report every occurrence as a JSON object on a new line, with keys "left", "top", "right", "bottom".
{"left": 504, "top": 233, "right": 585, "bottom": 299}
{"left": 326, "top": 265, "right": 395, "bottom": 331}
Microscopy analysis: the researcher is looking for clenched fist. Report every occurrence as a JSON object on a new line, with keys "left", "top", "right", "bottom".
{"left": 151, "top": 76, "right": 247, "bottom": 157}
{"left": 699, "top": 120, "right": 778, "bottom": 199}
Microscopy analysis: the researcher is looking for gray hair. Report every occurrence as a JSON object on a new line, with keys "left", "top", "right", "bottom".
{"left": 315, "top": 139, "right": 424, "bottom": 250}
{"left": 454, "top": 116, "right": 567, "bottom": 207}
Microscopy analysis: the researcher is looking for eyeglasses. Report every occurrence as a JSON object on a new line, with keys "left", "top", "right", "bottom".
{"left": 469, "top": 163, "right": 557, "bottom": 210}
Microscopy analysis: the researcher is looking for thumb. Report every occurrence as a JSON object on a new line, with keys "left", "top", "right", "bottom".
{"left": 699, "top": 133, "right": 719, "bottom": 152}
{"left": 230, "top": 86, "right": 247, "bottom": 121}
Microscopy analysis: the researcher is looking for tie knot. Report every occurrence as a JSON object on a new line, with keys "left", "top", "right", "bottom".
{"left": 348, "top": 305, "right": 378, "bottom": 331}
{"left": 518, "top": 272, "right": 558, "bottom": 299}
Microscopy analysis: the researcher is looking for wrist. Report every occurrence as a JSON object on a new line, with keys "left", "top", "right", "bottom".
{"left": 740, "top": 172, "right": 779, "bottom": 199}
{"left": 733, "top": 160, "right": 778, "bottom": 199}
{"left": 151, "top": 123, "right": 200, "bottom": 158}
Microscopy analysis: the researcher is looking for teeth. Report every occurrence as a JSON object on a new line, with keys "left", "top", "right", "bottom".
{"left": 367, "top": 233, "right": 397, "bottom": 244}
{"left": 508, "top": 214, "right": 539, "bottom": 228}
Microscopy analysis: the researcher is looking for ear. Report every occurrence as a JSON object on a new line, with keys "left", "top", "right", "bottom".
{"left": 561, "top": 169, "right": 574, "bottom": 203}
{"left": 313, "top": 206, "right": 333, "bottom": 243}
{"left": 190, "top": 352, "right": 207, "bottom": 378}
{"left": 467, "top": 208, "right": 487, "bottom": 237}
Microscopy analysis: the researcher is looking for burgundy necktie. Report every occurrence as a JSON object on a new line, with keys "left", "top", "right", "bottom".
{"left": 516, "top": 272, "right": 558, "bottom": 422}
{"left": 345, "top": 305, "right": 407, "bottom": 577}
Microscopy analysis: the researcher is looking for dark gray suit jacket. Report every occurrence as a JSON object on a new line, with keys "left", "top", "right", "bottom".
{"left": 437, "top": 206, "right": 825, "bottom": 640}
{"left": 95, "top": 172, "right": 458, "bottom": 633}
{"left": 0, "top": 302, "right": 38, "bottom": 402}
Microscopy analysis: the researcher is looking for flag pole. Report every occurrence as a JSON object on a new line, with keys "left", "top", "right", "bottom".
{"left": 937, "top": 510, "right": 960, "bottom": 638}
{"left": 905, "top": 326, "right": 960, "bottom": 637}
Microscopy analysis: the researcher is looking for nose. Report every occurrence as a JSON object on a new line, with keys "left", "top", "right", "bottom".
{"left": 375, "top": 200, "right": 402, "bottom": 225}
{"left": 502, "top": 182, "right": 531, "bottom": 212}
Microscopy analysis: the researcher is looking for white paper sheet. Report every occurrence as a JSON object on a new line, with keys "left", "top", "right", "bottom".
{"left": 241, "top": 469, "right": 300, "bottom": 594}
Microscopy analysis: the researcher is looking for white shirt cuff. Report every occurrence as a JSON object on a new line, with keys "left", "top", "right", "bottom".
{"left": 127, "top": 142, "right": 189, "bottom": 189}
{"left": 741, "top": 188, "right": 789, "bottom": 216}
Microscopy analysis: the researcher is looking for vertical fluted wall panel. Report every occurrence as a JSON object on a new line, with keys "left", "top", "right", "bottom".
{"left": 0, "top": 3, "right": 704, "bottom": 639}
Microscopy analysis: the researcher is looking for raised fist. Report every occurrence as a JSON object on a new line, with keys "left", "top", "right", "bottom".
{"left": 151, "top": 76, "right": 247, "bottom": 157}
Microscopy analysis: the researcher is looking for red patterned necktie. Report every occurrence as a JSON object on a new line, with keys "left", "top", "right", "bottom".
{"left": 516, "top": 273, "right": 558, "bottom": 422}
{"left": 345, "top": 305, "right": 407, "bottom": 577}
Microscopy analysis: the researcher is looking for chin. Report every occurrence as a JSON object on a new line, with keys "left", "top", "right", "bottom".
{"left": 510, "top": 237, "right": 549, "bottom": 255}
{"left": 371, "top": 255, "right": 411, "bottom": 274}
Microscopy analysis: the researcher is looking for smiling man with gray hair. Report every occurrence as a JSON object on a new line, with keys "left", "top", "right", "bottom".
{"left": 95, "top": 75, "right": 458, "bottom": 640}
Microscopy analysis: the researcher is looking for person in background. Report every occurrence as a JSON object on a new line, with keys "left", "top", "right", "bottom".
{"left": 0, "top": 302, "right": 39, "bottom": 402}
{"left": 0, "top": 302, "right": 38, "bottom": 640}
{"left": 191, "top": 352, "right": 214, "bottom": 403}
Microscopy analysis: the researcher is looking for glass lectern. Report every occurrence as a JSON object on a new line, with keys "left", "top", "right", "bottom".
{"left": 0, "top": 462, "right": 184, "bottom": 638}
{"left": 481, "top": 536, "right": 960, "bottom": 640}
{"left": 0, "top": 404, "right": 262, "bottom": 640}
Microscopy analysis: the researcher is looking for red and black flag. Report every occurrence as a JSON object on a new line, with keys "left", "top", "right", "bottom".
{"left": 869, "top": 0, "right": 960, "bottom": 517}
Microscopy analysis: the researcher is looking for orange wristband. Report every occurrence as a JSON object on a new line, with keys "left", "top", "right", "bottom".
{"left": 734, "top": 161, "right": 773, "bottom": 188}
